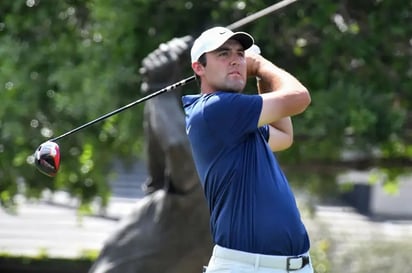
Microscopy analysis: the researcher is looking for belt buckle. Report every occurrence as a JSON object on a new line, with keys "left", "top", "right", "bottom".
{"left": 286, "top": 256, "right": 307, "bottom": 271}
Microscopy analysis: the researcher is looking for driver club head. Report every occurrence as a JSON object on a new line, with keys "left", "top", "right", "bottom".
{"left": 34, "top": 141, "right": 61, "bottom": 177}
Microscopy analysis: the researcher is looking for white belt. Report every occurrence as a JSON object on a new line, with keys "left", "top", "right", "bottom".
{"left": 212, "top": 245, "right": 309, "bottom": 271}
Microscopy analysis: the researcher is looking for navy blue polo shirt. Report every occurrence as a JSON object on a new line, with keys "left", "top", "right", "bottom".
{"left": 182, "top": 91, "right": 309, "bottom": 256}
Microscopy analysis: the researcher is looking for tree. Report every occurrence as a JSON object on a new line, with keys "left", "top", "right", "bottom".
{"left": 0, "top": 0, "right": 410, "bottom": 207}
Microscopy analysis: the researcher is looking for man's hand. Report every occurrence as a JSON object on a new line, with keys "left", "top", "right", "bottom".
{"left": 245, "top": 45, "right": 262, "bottom": 78}
{"left": 246, "top": 45, "right": 263, "bottom": 81}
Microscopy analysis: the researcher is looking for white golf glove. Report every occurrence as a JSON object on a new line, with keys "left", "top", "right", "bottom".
{"left": 246, "top": 44, "right": 262, "bottom": 80}
{"left": 246, "top": 44, "right": 261, "bottom": 55}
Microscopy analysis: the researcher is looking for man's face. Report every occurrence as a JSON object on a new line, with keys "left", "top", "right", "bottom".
{"left": 197, "top": 39, "right": 247, "bottom": 93}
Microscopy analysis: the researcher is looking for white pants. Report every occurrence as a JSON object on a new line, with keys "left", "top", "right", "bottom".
{"left": 205, "top": 245, "right": 314, "bottom": 273}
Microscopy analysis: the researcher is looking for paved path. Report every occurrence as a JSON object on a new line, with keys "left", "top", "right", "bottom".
{"left": 310, "top": 204, "right": 412, "bottom": 260}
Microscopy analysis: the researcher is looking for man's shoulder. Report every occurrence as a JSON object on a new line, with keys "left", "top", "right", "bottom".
{"left": 182, "top": 94, "right": 202, "bottom": 107}
{"left": 183, "top": 92, "right": 253, "bottom": 113}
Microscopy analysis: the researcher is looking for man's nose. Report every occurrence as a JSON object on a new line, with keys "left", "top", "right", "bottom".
{"left": 230, "top": 54, "right": 241, "bottom": 65}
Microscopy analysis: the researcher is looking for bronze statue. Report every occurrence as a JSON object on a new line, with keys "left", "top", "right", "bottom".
{"left": 140, "top": 36, "right": 197, "bottom": 195}
{"left": 88, "top": 36, "right": 212, "bottom": 273}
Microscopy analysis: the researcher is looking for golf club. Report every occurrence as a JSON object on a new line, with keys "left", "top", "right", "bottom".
{"left": 34, "top": 75, "right": 195, "bottom": 176}
{"left": 34, "top": 0, "right": 299, "bottom": 176}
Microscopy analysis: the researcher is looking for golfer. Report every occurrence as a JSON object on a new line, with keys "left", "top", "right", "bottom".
{"left": 182, "top": 26, "right": 313, "bottom": 273}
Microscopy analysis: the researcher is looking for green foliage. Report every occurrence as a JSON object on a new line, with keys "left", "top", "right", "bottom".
{"left": 310, "top": 239, "right": 332, "bottom": 273}
{"left": 0, "top": 0, "right": 411, "bottom": 208}
{"left": 0, "top": 253, "right": 94, "bottom": 273}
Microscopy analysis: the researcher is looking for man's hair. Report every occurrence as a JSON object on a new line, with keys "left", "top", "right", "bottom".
{"left": 198, "top": 53, "right": 207, "bottom": 66}
{"left": 195, "top": 53, "right": 207, "bottom": 85}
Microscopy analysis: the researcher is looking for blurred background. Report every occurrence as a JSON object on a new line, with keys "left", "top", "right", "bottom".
{"left": 0, "top": 0, "right": 411, "bottom": 273}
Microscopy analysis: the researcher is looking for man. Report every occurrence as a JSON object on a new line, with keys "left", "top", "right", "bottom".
{"left": 181, "top": 26, "right": 313, "bottom": 273}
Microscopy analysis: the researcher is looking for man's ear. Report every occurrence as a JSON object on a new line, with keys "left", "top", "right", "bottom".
{"left": 192, "top": 62, "right": 205, "bottom": 76}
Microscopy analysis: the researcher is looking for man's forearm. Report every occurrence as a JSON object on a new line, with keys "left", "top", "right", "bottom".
{"left": 256, "top": 78, "right": 293, "bottom": 136}
{"left": 253, "top": 55, "right": 307, "bottom": 93}
{"left": 246, "top": 52, "right": 310, "bottom": 133}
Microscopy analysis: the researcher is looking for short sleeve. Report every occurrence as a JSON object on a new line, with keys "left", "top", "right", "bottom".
{"left": 202, "top": 92, "right": 262, "bottom": 144}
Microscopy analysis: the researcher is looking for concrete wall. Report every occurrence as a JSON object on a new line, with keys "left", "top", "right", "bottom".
{"left": 339, "top": 171, "right": 412, "bottom": 218}
{"left": 370, "top": 177, "right": 412, "bottom": 218}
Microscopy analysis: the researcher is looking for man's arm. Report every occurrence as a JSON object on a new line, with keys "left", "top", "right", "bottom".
{"left": 246, "top": 52, "right": 311, "bottom": 151}
{"left": 256, "top": 78, "right": 294, "bottom": 151}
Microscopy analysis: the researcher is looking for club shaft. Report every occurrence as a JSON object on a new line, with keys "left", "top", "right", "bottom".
{"left": 226, "top": 0, "right": 298, "bottom": 30}
{"left": 50, "top": 76, "right": 196, "bottom": 142}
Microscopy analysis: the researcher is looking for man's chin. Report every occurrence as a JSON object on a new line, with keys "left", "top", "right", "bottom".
{"left": 219, "top": 83, "right": 245, "bottom": 93}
